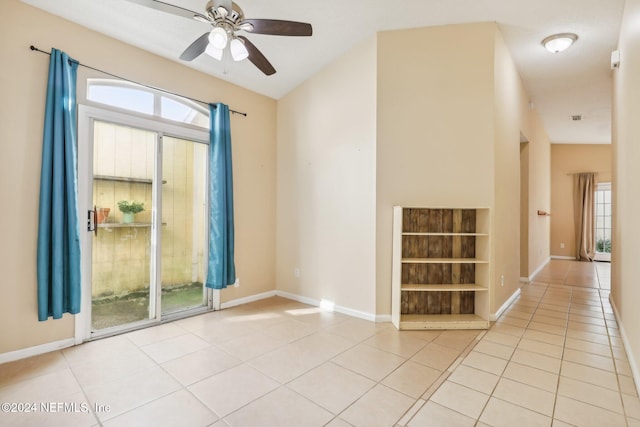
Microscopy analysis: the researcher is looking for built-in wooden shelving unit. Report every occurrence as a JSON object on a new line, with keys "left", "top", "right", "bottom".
{"left": 391, "top": 207, "right": 491, "bottom": 330}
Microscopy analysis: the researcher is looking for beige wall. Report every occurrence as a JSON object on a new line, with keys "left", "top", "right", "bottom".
{"left": 524, "top": 120, "right": 551, "bottom": 277}
{"left": 520, "top": 142, "right": 530, "bottom": 276}
{"left": 518, "top": 95, "right": 552, "bottom": 280}
{"left": 376, "top": 23, "right": 550, "bottom": 316}
{"left": 492, "top": 29, "right": 530, "bottom": 311}
{"left": 277, "top": 22, "right": 541, "bottom": 319}
{"left": 377, "top": 23, "right": 496, "bottom": 315}
{"left": 550, "top": 144, "right": 612, "bottom": 258}
{"left": 276, "top": 37, "right": 378, "bottom": 316}
{"left": 0, "top": 0, "right": 276, "bottom": 354}
{"left": 612, "top": 0, "right": 640, "bottom": 383}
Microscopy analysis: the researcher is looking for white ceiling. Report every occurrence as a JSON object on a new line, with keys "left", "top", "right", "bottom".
{"left": 21, "top": 0, "right": 624, "bottom": 144}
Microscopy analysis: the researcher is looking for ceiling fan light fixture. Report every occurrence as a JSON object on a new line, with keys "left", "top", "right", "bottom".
{"left": 542, "top": 33, "right": 578, "bottom": 53}
{"left": 208, "top": 27, "right": 228, "bottom": 49}
{"left": 205, "top": 44, "right": 223, "bottom": 60}
{"left": 230, "top": 38, "right": 249, "bottom": 61}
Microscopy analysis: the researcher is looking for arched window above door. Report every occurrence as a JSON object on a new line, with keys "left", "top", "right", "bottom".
{"left": 87, "top": 79, "right": 209, "bottom": 129}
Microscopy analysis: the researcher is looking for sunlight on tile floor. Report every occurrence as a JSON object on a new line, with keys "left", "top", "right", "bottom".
{"left": 0, "top": 260, "right": 637, "bottom": 426}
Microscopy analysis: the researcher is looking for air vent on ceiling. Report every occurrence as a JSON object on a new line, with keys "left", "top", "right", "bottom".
{"left": 571, "top": 115, "right": 582, "bottom": 121}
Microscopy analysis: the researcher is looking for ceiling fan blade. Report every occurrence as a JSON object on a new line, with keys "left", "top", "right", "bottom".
{"left": 240, "top": 19, "right": 312, "bottom": 36}
{"left": 123, "top": 0, "right": 207, "bottom": 21}
{"left": 237, "top": 36, "right": 276, "bottom": 76}
{"left": 179, "top": 32, "right": 210, "bottom": 61}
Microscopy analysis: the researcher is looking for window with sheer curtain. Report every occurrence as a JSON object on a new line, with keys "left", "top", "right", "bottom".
{"left": 595, "top": 182, "right": 612, "bottom": 255}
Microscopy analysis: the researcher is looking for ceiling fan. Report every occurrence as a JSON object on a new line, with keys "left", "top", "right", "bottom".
{"left": 125, "top": 0, "right": 313, "bottom": 75}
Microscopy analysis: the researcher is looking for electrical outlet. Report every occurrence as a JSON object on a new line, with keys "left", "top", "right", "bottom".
{"left": 560, "top": 243, "right": 565, "bottom": 249}
{"left": 294, "top": 268, "right": 301, "bottom": 278}
{"left": 234, "top": 277, "right": 240, "bottom": 288}
{"left": 501, "top": 274, "right": 504, "bottom": 287}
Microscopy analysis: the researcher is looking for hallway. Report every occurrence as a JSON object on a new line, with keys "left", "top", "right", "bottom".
{"left": 412, "top": 260, "right": 634, "bottom": 426}
{"left": 533, "top": 259, "right": 611, "bottom": 289}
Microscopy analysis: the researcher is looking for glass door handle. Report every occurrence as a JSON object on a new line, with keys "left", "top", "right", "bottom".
{"left": 87, "top": 206, "right": 97, "bottom": 236}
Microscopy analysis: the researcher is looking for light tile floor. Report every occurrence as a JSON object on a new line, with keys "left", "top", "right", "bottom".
{"left": 0, "top": 261, "right": 637, "bottom": 426}
{"left": 533, "top": 259, "right": 611, "bottom": 289}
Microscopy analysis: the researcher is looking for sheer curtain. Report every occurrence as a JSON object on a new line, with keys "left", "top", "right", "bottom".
{"left": 37, "top": 48, "right": 81, "bottom": 320}
{"left": 573, "top": 172, "right": 597, "bottom": 261}
{"left": 206, "top": 103, "right": 236, "bottom": 289}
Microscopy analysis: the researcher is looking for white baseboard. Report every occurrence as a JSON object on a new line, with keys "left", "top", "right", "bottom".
{"left": 0, "top": 291, "right": 387, "bottom": 364}
{"left": 375, "top": 314, "right": 392, "bottom": 323}
{"left": 275, "top": 290, "right": 319, "bottom": 308}
{"left": 609, "top": 296, "right": 640, "bottom": 398}
{"left": 529, "top": 257, "right": 551, "bottom": 280}
{"left": 275, "top": 290, "right": 381, "bottom": 322}
{"left": 220, "top": 289, "right": 383, "bottom": 323}
{"left": 490, "top": 288, "right": 521, "bottom": 321}
{"left": 550, "top": 255, "right": 576, "bottom": 260}
{"left": 220, "top": 290, "right": 277, "bottom": 309}
{"left": 520, "top": 258, "right": 551, "bottom": 283}
{"left": 0, "top": 338, "right": 76, "bottom": 364}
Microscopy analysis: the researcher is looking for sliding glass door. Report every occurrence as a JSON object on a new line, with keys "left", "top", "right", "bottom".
{"left": 78, "top": 106, "right": 211, "bottom": 339}
{"left": 160, "top": 136, "right": 208, "bottom": 315}
{"left": 91, "top": 121, "right": 158, "bottom": 330}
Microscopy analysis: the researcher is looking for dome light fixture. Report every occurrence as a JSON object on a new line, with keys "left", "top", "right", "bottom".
{"left": 542, "top": 33, "right": 578, "bottom": 53}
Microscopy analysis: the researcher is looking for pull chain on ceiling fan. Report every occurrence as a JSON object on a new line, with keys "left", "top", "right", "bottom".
{"left": 125, "top": 0, "right": 313, "bottom": 75}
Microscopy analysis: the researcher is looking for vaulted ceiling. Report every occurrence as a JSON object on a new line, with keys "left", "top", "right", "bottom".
{"left": 21, "top": 0, "right": 624, "bottom": 144}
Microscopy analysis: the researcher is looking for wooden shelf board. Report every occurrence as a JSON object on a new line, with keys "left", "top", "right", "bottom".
{"left": 399, "top": 314, "right": 489, "bottom": 330}
{"left": 94, "top": 175, "right": 166, "bottom": 184}
{"left": 402, "top": 232, "right": 489, "bottom": 237}
{"left": 401, "top": 284, "right": 489, "bottom": 292}
{"left": 98, "top": 222, "right": 151, "bottom": 228}
{"left": 401, "top": 258, "right": 488, "bottom": 264}
{"left": 98, "top": 222, "right": 166, "bottom": 228}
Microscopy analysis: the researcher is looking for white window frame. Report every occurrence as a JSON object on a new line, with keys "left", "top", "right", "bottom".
{"left": 86, "top": 78, "right": 209, "bottom": 130}
{"left": 76, "top": 104, "right": 219, "bottom": 344}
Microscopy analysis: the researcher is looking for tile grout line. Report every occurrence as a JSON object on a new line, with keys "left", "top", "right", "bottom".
{"left": 44, "top": 350, "right": 105, "bottom": 427}
{"left": 595, "top": 282, "right": 633, "bottom": 426}
{"left": 405, "top": 282, "right": 554, "bottom": 425}
{"left": 549, "top": 283, "right": 572, "bottom": 425}
{"left": 472, "top": 281, "right": 551, "bottom": 424}
{"left": 392, "top": 330, "right": 486, "bottom": 425}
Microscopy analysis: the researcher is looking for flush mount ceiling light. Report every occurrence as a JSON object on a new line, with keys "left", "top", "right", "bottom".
{"left": 542, "top": 33, "right": 578, "bottom": 53}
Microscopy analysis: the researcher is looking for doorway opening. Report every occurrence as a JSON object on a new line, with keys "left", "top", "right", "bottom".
{"left": 520, "top": 134, "right": 530, "bottom": 279}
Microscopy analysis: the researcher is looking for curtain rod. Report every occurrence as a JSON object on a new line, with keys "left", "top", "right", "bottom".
{"left": 30, "top": 45, "right": 247, "bottom": 117}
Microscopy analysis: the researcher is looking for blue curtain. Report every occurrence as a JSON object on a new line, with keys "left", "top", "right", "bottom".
{"left": 206, "top": 103, "right": 236, "bottom": 289}
{"left": 37, "top": 49, "right": 81, "bottom": 320}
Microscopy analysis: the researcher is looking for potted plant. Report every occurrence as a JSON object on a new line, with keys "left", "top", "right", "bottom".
{"left": 117, "top": 200, "right": 144, "bottom": 224}
{"left": 96, "top": 207, "right": 110, "bottom": 224}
